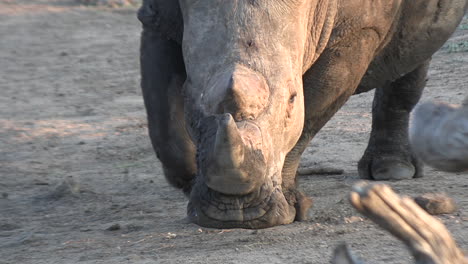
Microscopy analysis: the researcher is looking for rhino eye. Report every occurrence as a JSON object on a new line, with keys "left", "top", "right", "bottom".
{"left": 289, "top": 93, "right": 297, "bottom": 104}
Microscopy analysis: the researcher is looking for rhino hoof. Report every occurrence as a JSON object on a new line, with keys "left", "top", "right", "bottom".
{"left": 371, "top": 159, "right": 415, "bottom": 180}
{"left": 359, "top": 156, "right": 422, "bottom": 181}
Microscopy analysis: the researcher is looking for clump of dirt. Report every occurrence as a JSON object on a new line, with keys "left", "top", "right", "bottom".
{"left": 414, "top": 193, "right": 458, "bottom": 215}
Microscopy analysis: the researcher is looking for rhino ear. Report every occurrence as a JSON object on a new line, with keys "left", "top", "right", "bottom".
{"left": 137, "top": 0, "right": 183, "bottom": 44}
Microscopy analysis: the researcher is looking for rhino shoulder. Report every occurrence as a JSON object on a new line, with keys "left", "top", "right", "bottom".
{"left": 138, "top": 0, "right": 183, "bottom": 44}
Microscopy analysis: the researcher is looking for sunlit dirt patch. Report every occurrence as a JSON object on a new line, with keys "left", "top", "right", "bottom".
{"left": 0, "top": 117, "right": 147, "bottom": 142}
{"left": 0, "top": 1, "right": 75, "bottom": 15}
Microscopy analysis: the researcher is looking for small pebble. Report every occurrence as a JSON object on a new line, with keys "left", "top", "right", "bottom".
{"left": 414, "top": 193, "right": 457, "bottom": 215}
{"left": 165, "top": 232, "right": 177, "bottom": 239}
{"left": 344, "top": 216, "right": 363, "bottom": 224}
{"left": 106, "top": 223, "right": 121, "bottom": 231}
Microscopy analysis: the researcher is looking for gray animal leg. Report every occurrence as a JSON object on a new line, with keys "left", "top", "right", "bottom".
{"left": 140, "top": 29, "right": 196, "bottom": 194}
{"left": 282, "top": 34, "right": 382, "bottom": 219}
{"left": 358, "top": 61, "right": 429, "bottom": 180}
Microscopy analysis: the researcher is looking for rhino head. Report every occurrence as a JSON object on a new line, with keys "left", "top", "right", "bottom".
{"left": 141, "top": 0, "right": 332, "bottom": 228}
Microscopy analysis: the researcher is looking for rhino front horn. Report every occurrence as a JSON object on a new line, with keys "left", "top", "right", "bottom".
{"left": 204, "top": 114, "right": 266, "bottom": 195}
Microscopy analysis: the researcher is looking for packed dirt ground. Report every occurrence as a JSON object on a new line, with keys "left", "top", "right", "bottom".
{"left": 1, "top": 1, "right": 467, "bottom": 263}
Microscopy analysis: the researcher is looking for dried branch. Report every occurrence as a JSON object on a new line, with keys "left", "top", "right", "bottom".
{"left": 332, "top": 182, "right": 467, "bottom": 264}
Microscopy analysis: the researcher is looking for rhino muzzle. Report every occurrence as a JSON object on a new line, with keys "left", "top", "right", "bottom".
{"left": 202, "top": 113, "right": 267, "bottom": 195}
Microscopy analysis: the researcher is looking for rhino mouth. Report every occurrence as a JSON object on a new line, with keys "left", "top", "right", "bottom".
{"left": 187, "top": 181, "right": 297, "bottom": 229}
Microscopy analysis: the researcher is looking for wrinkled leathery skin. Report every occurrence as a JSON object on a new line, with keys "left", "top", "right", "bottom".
{"left": 358, "top": 61, "right": 429, "bottom": 180}
{"left": 139, "top": 0, "right": 468, "bottom": 228}
{"left": 188, "top": 181, "right": 296, "bottom": 229}
{"left": 188, "top": 172, "right": 313, "bottom": 229}
{"left": 139, "top": 22, "right": 196, "bottom": 195}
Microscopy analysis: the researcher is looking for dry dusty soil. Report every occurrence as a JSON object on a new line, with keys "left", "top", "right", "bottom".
{"left": 1, "top": 1, "right": 467, "bottom": 263}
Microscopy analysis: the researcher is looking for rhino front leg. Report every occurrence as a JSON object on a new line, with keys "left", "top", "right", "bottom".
{"left": 282, "top": 30, "right": 385, "bottom": 220}
{"left": 140, "top": 29, "right": 196, "bottom": 194}
{"left": 358, "top": 61, "right": 429, "bottom": 180}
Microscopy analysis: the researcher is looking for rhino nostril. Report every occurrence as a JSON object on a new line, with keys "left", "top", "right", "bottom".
{"left": 289, "top": 93, "right": 297, "bottom": 104}
{"left": 233, "top": 113, "right": 243, "bottom": 122}
{"left": 229, "top": 112, "right": 256, "bottom": 122}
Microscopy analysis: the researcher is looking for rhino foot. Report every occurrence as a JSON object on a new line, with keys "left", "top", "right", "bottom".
{"left": 357, "top": 60, "right": 429, "bottom": 181}
{"left": 358, "top": 153, "right": 423, "bottom": 181}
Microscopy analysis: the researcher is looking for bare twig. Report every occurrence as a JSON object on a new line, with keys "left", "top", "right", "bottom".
{"left": 332, "top": 182, "right": 468, "bottom": 264}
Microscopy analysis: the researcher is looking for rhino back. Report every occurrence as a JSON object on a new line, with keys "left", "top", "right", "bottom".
{"left": 357, "top": 0, "right": 468, "bottom": 93}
